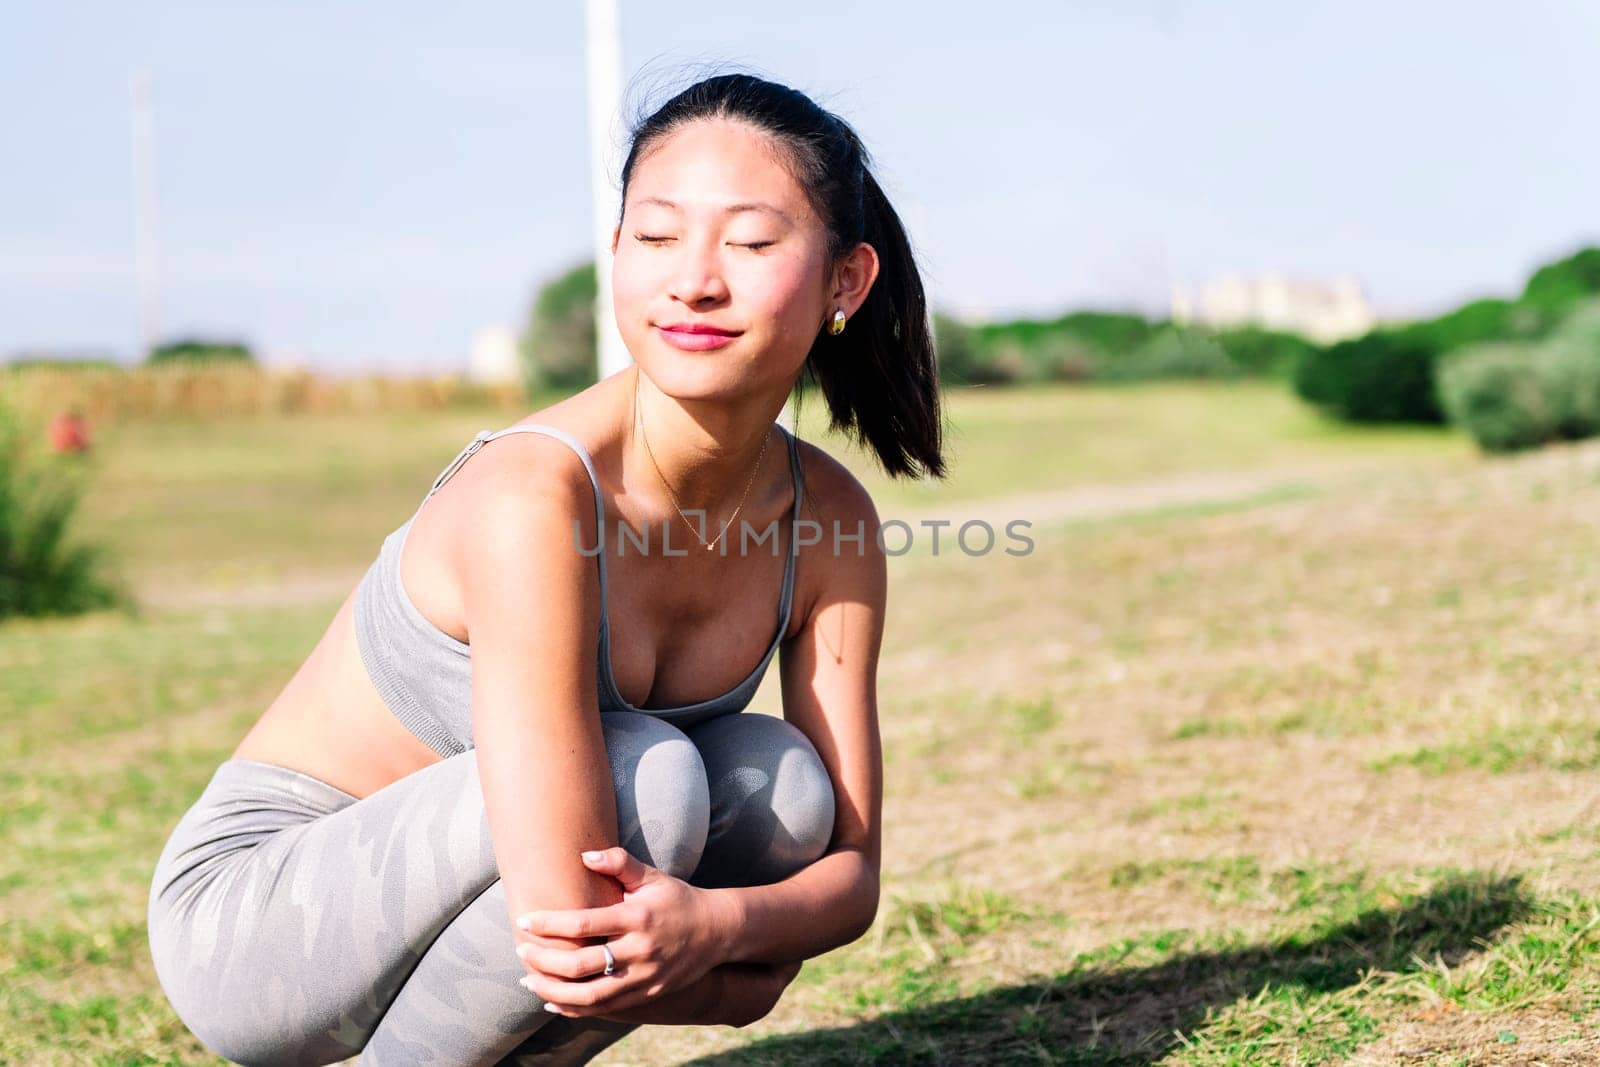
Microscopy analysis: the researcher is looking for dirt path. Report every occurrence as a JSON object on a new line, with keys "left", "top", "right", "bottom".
{"left": 883, "top": 453, "right": 1458, "bottom": 533}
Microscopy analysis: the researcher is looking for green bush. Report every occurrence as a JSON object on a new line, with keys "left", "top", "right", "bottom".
{"left": 521, "top": 261, "right": 598, "bottom": 393}
{"left": 1397, "top": 298, "right": 1548, "bottom": 353}
{"left": 1290, "top": 248, "right": 1600, "bottom": 429}
{"left": 969, "top": 310, "right": 1160, "bottom": 383}
{"left": 147, "top": 339, "right": 255, "bottom": 364}
{"left": 1536, "top": 300, "right": 1600, "bottom": 439}
{"left": 1097, "top": 327, "right": 1239, "bottom": 382}
{"left": 1205, "top": 326, "right": 1318, "bottom": 379}
{"left": 930, "top": 312, "right": 995, "bottom": 385}
{"left": 928, "top": 312, "right": 1306, "bottom": 385}
{"left": 1541, "top": 340, "right": 1600, "bottom": 440}
{"left": 1017, "top": 334, "right": 1099, "bottom": 382}
{"left": 1521, "top": 247, "right": 1600, "bottom": 320}
{"left": 1438, "top": 305, "right": 1600, "bottom": 452}
{"left": 973, "top": 310, "right": 1158, "bottom": 361}
{"left": 1293, "top": 330, "right": 1445, "bottom": 423}
{"left": 0, "top": 407, "right": 123, "bottom": 620}
{"left": 1437, "top": 344, "right": 1555, "bottom": 452}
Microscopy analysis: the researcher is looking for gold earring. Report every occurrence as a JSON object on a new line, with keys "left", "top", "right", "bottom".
{"left": 827, "top": 308, "right": 847, "bottom": 336}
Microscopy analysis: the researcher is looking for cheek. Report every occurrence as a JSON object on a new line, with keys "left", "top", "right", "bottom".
{"left": 742, "top": 256, "right": 823, "bottom": 329}
{"left": 610, "top": 250, "right": 655, "bottom": 320}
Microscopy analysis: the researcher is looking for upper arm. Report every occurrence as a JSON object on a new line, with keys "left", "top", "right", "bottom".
{"left": 777, "top": 447, "right": 887, "bottom": 876}
{"left": 450, "top": 438, "right": 621, "bottom": 946}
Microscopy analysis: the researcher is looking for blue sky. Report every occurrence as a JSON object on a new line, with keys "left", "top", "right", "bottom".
{"left": 4, "top": 1, "right": 1597, "bottom": 371}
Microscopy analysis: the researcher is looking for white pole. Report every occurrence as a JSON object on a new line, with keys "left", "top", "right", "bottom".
{"left": 130, "top": 69, "right": 162, "bottom": 361}
{"left": 584, "top": 0, "right": 628, "bottom": 380}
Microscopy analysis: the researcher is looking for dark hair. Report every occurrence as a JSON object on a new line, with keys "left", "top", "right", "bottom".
{"left": 619, "top": 72, "right": 946, "bottom": 481}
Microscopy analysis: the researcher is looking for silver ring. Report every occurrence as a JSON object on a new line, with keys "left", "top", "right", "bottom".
{"left": 600, "top": 942, "right": 615, "bottom": 977}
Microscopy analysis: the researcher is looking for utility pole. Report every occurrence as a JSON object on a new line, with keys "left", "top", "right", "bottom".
{"left": 584, "top": 0, "right": 627, "bottom": 380}
{"left": 130, "top": 69, "right": 162, "bottom": 362}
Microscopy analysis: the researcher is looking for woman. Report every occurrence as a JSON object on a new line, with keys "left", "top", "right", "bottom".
{"left": 146, "top": 71, "right": 944, "bottom": 1065}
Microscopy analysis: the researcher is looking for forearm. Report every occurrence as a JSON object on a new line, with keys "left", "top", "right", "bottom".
{"left": 476, "top": 724, "right": 624, "bottom": 948}
{"left": 591, "top": 966, "right": 725, "bottom": 1026}
{"left": 594, "top": 963, "right": 780, "bottom": 1027}
{"left": 716, "top": 846, "right": 878, "bottom": 965}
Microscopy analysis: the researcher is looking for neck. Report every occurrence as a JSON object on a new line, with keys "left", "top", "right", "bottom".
{"left": 627, "top": 366, "right": 786, "bottom": 517}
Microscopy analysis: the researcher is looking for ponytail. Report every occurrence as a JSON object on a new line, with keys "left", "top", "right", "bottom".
{"left": 800, "top": 170, "right": 944, "bottom": 480}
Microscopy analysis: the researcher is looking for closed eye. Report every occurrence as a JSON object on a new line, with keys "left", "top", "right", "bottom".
{"left": 633, "top": 234, "right": 773, "bottom": 250}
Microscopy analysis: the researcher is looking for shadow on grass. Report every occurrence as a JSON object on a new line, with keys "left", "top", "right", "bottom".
{"left": 686, "top": 873, "right": 1529, "bottom": 1066}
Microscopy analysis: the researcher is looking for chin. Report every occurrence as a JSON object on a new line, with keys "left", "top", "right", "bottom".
{"left": 634, "top": 354, "right": 734, "bottom": 400}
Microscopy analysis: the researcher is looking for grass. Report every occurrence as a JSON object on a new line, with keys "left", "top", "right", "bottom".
{"left": 2, "top": 380, "right": 1598, "bottom": 1064}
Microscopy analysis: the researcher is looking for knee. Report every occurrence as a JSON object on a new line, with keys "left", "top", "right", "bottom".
{"left": 685, "top": 713, "right": 836, "bottom": 889}
{"left": 600, "top": 711, "right": 709, "bottom": 881}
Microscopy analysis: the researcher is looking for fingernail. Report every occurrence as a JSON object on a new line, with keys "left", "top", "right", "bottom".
{"left": 581, "top": 850, "right": 605, "bottom": 863}
{"left": 515, "top": 913, "right": 537, "bottom": 931}
{"left": 518, "top": 976, "right": 537, "bottom": 994}
{"left": 515, "top": 943, "right": 534, "bottom": 961}
{"left": 544, "top": 1002, "right": 563, "bottom": 1014}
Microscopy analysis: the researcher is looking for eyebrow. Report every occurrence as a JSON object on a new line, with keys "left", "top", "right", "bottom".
{"left": 634, "top": 196, "right": 792, "bottom": 223}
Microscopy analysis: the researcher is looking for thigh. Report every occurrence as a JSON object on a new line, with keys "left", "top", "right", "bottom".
{"left": 148, "top": 750, "right": 495, "bottom": 1065}
{"left": 148, "top": 710, "right": 713, "bottom": 1066}
{"left": 683, "top": 712, "right": 837, "bottom": 889}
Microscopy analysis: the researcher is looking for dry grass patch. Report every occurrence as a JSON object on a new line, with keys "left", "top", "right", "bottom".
{"left": 4, "top": 395, "right": 1597, "bottom": 1063}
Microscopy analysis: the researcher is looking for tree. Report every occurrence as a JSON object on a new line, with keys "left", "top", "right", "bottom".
{"left": 521, "top": 261, "right": 599, "bottom": 393}
{"left": 147, "top": 339, "right": 255, "bottom": 364}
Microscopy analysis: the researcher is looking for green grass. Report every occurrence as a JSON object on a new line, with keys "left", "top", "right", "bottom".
{"left": 692, "top": 872, "right": 1584, "bottom": 1065}
{"left": 801, "top": 380, "right": 1470, "bottom": 510}
{"left": 2, "top": 381, "right": 1597, "bottom": 1064}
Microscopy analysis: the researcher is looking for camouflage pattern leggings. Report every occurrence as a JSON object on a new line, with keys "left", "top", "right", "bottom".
{"left": 146, "top": 710, "right": 835, "bottom": 1066}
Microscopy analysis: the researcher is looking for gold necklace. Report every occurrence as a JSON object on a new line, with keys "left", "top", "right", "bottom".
{"left": 633, "top": 378, "right": 770, "bottom": 553}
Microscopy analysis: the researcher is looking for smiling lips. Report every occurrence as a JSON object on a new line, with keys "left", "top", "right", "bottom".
{"left": 655, "top": 322, "right": 741, "bottom": 351}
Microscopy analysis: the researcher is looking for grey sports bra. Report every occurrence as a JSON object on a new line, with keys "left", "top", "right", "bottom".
{"left": 352, "top": 422, "right": 804, "bottom": 758}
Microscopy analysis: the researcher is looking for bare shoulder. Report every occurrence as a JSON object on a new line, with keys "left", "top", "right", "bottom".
{"left": 441, "top": 433, "right": 596, "bottom": 537}
{"left": 792, "top": 437, "right": 881, "bottom": 533}
{"left": 430, "top": 431, "right": 604, "bottom": 617}
{"left": 789, "top": 438, "right": 887, "bottom": 637}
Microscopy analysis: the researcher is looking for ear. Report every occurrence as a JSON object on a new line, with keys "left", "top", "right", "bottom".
{"left": 829, "top": 242, "right": 881, "bottom": 318}
{"left": 610, "top": 225, "right": 621, "bottom": 255}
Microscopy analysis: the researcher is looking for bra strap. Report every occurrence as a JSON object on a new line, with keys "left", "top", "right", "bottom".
{"left": 425, "top": 424, "right": 610, "bottom": 612}
{"left": 776, "top": 424, "right": 803, "bottom": 628}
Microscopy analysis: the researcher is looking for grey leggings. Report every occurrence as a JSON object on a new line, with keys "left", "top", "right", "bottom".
{"left": 146, "top": 710, "right": 836, "bottom": 1066}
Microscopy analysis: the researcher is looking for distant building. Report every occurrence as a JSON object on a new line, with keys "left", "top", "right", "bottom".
{"left": 1171, "top": 273, "right": 1376, "bottom": 344}
{"left": 468, "top": 325, "right": 521, "bottom": 384}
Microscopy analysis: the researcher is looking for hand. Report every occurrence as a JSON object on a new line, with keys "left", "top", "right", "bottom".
{"left": 514, "top": 847, "right": 738, "bottom": 1018}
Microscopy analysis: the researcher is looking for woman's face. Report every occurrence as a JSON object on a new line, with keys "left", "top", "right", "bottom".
{"left": 611, "top": 118, "right": 835, "bottom": 401}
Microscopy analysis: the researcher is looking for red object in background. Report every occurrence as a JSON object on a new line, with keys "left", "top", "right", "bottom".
{"left": 48, "top": 411, "right": 93, "bottom": 454}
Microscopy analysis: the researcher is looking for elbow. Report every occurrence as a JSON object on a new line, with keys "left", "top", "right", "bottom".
{"left": 846, "top": 858, "right": 881, "bottom": 946}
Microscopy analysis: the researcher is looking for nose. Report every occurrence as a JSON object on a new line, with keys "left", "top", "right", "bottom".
{"left": 666, "top": 236, "right": 730, "bottom": 308}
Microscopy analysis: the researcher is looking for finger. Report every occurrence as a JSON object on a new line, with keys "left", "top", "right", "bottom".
{"left": 580, "top": 847, "right": 656, "bottom": 892}
{"left": 522, "top": 979, "right": 654, "bottom": 1021}
{"left": 515, "top": 902, "right": 632, "bottom": 939}
{"left": 516, "top": 941, "right": 612, "bottom": 980}
{"left": 517, "top": 970, "right": 626, "bottom": 1008}
{"left": 547, "top": 985, "right": 654, "bottom": 1019}
{"left": 517, "top": 976, "right": 575, "bottom": 1016}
